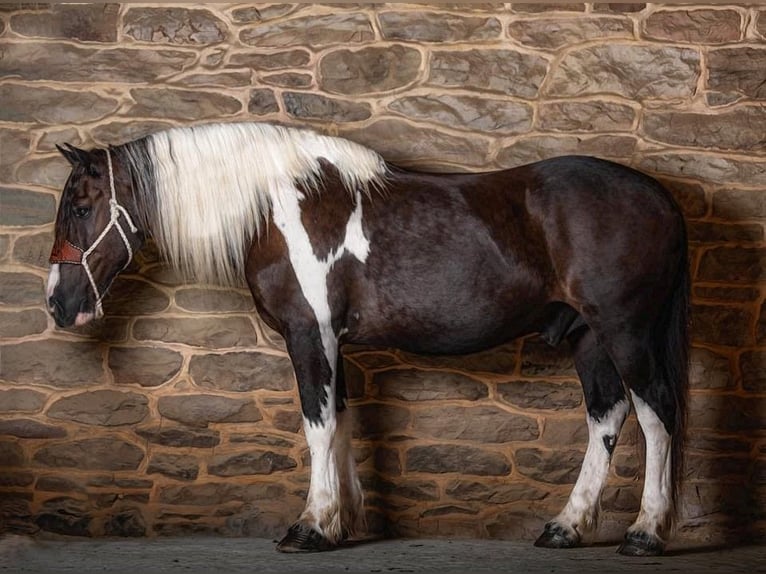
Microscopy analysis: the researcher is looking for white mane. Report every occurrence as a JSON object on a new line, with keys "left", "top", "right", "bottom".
{"left": 137, "top": 122, "right": 387, "bottom": 286}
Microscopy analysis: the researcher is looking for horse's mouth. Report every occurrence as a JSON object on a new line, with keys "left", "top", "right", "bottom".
{"left": 49, "top": 297, "right": 95, "bottom": 328}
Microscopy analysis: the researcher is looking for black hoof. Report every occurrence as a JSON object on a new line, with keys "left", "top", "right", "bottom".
{"left": 534, "top": 522, "right": 580, "bottom": 549}
{"left": 276, "top": 523, "right": 335, "bottom": 553}
{"left": 617, "top": 531, "right": 665, "bottom": 556}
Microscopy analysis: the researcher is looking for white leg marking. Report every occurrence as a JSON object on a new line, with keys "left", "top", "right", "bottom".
{"left": 336, "top": 408, "right": 365, "bottom": 537}
{"left": 271, "top": 183, "right": 370, "bottom": 542}
{"left": 630, "top": 391, "right": 672, "bottom": 540}
{"left": 554, "top": 400, "right": 629, "bottom": 536}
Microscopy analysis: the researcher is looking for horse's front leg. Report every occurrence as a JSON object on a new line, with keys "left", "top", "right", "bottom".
{"left": 277, "top": 326, "right": 362, "bottom": 552}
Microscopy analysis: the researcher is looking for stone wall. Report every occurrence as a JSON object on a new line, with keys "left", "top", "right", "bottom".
{"left": 0, "top": 3, "right": 764, "bottom": 545}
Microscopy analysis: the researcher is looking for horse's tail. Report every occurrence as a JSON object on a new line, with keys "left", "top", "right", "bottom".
{"left": 656, "top": 232, "right": 690, "bottom": 527}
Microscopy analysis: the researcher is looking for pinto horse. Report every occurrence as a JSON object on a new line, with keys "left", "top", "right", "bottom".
{"left": 47, "top": 122, "right": 688, "bottom": 556}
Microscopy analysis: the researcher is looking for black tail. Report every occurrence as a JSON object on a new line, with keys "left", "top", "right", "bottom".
{"left": 656, "top": 237, "right": 690, "bottom": 527}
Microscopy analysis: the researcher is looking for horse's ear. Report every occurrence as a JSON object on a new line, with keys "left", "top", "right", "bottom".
{"left": 56, "top": 143, "right": 91, "bottom": 167}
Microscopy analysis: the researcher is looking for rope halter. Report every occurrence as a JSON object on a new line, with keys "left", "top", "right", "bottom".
{"left": 49, "top": 149, "right": 139, "bottom": 319}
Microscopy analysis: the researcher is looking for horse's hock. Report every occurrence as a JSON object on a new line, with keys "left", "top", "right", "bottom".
{"left": 0, "top": 3, "right": 763, "bottom": 547}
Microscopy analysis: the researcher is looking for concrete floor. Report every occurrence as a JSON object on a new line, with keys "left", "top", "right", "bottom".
{"left": 1, "top": 535, "right": 764, "bottom": 573}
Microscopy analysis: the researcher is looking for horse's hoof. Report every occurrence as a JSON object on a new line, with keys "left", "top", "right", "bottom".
{"left": 276, "top": 523, "right": 335, "bottom": 553}
{"left": 617, "top": 531, "right": 665, "bottom": 556}
{"left": 533, "top": 522, "right": 580, "bottom": 549}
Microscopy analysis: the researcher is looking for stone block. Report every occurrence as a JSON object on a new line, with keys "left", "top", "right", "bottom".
{"left": 644, "top": 108, "right": 766, "bottom": 151}
{"left": 36, "top": 475, "right": 86, "bottom": 493}
{"left": 601, "top": 485, "right": 641, "bottom": 513}
{"left": 0, "top": 129, "right": 31, "bottom": 180}
{"left": 104, "top": 507, "right": 146, "bottom": 537}
{"left": 35, "top": 497, "right": 91, "bottom": 537}
{"left": 496, "top": 134, "right": 636, "bottom": 169}
{"left": 378, "top": 11, "right": 501, "bottom": 42}
{"left": 272, "top": 409, "right": 302, "bottom": 434}
{"left": 248, "top": 88, "right": 279, "bottom": 115}
{"left": 445, "top": 479, "right": 548, "bottom": 504}
{"left": 697, "top": 247, "right": 764, "bottom": 284}
{"left": 175, "top": 288, "right": 254, "bottom": 312}
{"left": 11, "top": 232, "right": 53, "bottom": 269}
{"left": 101, "top": 277, "right": 170, "bottom": 317}
{"left": 411, "top": 406, "right": 539, "bottom": 443}
{"left": 0, "top": 471, "right": 34, "bottom": 487}
{"left": 363, "top": 474, "right": 439, "bottom": 502}
{"left": 124, "top": 7, "right": 227, "bottom": 44}
{"left": 157, "top": 394, "right": 261, "bottom": 428}
{"left": 686, "top": 432, "right": 751, "bottom": 454}
{"left": 147, "top": 453, "right": 199, "bottom": 481}
{"left": 0, "top": 187, "right": 55, "bottom": 226}
{"left": 741, "top": 350, "right": 765, "bottom": 393}
{"left": 229, "top": 5, "right": 299, "bottom": 24}
{"left": 520, "top": 337, "right": 577, "bottom": 377}
{"left": 16, "top": 156, "right": 70, "bottom": 187}
{"left": 229, "top": 49, "right": 310, "bottom": 71}
{"left": 240, "top": 13, "right": 373, "bottom": 48}
{"left": 538, "top": 100, "right": 635, "bottom": 132}
{"left": 511, "top": 3, "right": 585, "bottom": 11}
{"left": 374, "top": 447, "right": 401, "bottom": 476}
{"left": 405, "top": 444, "right": 511, "bottom": 476}
{"left": 0, "top": 419, "right": 65, "bottom": 439}
{"left": 374, "top": 368, "right": 488, "bottom": 401}
{"left": 47, "top": 390, "right": 149, "bottom": 426}
{"left": 708, "top": 47, "right": 766, "bottom": 101}
{"left": 10, "top": 4, "right": 119, "bottom": 42}
{"left": 320, "top": 45, "right": 421, "bottom": 95}
{"left": 0, "top": 441, "right": 24, "bottom": 467}
{"left": 0, "top": 272, "right": 43, "bottom": 306}
{"left": 429, "top": 49, "right": 548, "bottom": 98}
{"left": 135, "top": 425, "right": 220, "bottom": 448}
{"left": 389, "top": 94, "right": 532, "bottom": 135}
{"left": 207, "top": 450, "right": 297, "bottom": 476}
{"left": 712, "top": 188, "right": 766, "bottom": 220}
{"left": 189, "top": 351, "right": 294, "bottom": 392}
{"left": 540, "top": 416, "right": 589, "bottom": 447}
{"left": 689, "top": 394, "right": 764, "bottom": 433}
{"left": 508, "top": 16, "right": 632, "bottom": 50}
{"left": 282, "top": 92, "right": 371, "bottom": 122}
{"left": 692, "top": 304, "right": 753, "bottom": 347}
{"left": 643, "top": 9, "right": 741, "bottom": 44}
{"left": 639, "top": 153, "right": 766, "bottom": 187}
{"left": 1, "top": 340, "right": 105, "bottom": 388}
{"left": 33, "top": 438, "right": 144, "bottom": 471}
{"left": 0, "top": 389, "right": 46, "bottom": 412}
{"left": 593, "top": 3, "right": 646, "bottom": 12}
{"left": 515, "top": 447, "right": 584, "bottom": 484}
{"left": 694, "top": 285, "right": 760, "bottom": 303}
{"left": 91, "top": 121, "right": 175, "bottom": 147}
{"left": 173, "top": 71, "right": 252, "bottom": 88}
{"left": 687, "top": 221, "right": 763, "bottom": 244}
{"left": 656, "top": 179, "right": 706, "bottom": 219}
{"left": 547, "top": 44, "right": 700, "bottom": 99}
{"left": 498, "top": 380, "right": 582, "bottom": 411}
{"left": 395, "top": 342, "right": 518, "bottom": 376}
{"left": 0, "top": 43, "right": 194, "bottom": 83}
{"left": 261, "top": 72, "right": 312, "bottom": 89}
{"left": 689, "top": 347, "right": 733, "bottom": 390}
{"left": 128, "top": 88, "right": 241, "bottom": 120}
{"left": 0, "top": 309, "right": 48, "bottom": 338}
{"left": 230, "top": 433, "right": 294, "bottom": 448}
{"left": 159, "top": 482, "right": 286, "bottom": 506}
{"left": 133, "top": 316, "right": 258, "bottom": 348}
{"left": 342, "top": 119, "right": 490, "bottom": 169}
{"left": 109, "top": 346, "right": 183, "bottom": 388}
{"left": 353, "top": 403, "right": 410, "bottom": 438}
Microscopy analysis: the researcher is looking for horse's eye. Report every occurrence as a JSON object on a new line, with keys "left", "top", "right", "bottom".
{"left": 73, "top": 206, "right": 91, "bottom": 219}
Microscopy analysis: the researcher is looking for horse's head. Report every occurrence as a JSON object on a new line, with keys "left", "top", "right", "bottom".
{"left": 47, "top": 144, "right": 143, "bottom": 328}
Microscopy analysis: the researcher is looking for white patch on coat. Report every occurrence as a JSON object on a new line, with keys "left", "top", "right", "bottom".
{"left": 553, "top": 400, "right": 630, "bottom": 535}
{"left": 140, "top": 122, "right": 386, "bottom": 286}
{"left": 629, "top": 391, "right": 673, "bottom": 540}
{"left": 272, "top": 182, "right": 371, "bottom": 542}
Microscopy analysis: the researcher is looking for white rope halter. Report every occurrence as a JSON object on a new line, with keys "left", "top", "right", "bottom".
{"left": 82, "top": 150, "right": 139, "bottom": 318}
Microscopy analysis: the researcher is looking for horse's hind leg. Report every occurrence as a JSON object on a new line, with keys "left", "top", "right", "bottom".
{"left": 535, "top": 326, "right": 629, "bottom": 549}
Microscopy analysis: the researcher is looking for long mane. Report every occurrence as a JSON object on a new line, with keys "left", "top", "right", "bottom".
{"left": 115, "top": 122, "right": 387, "bottom": 286}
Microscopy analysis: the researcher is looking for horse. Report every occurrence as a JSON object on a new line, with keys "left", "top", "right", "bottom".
{"left": 46, "top": 121, "right": 689, "bottom": 556}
